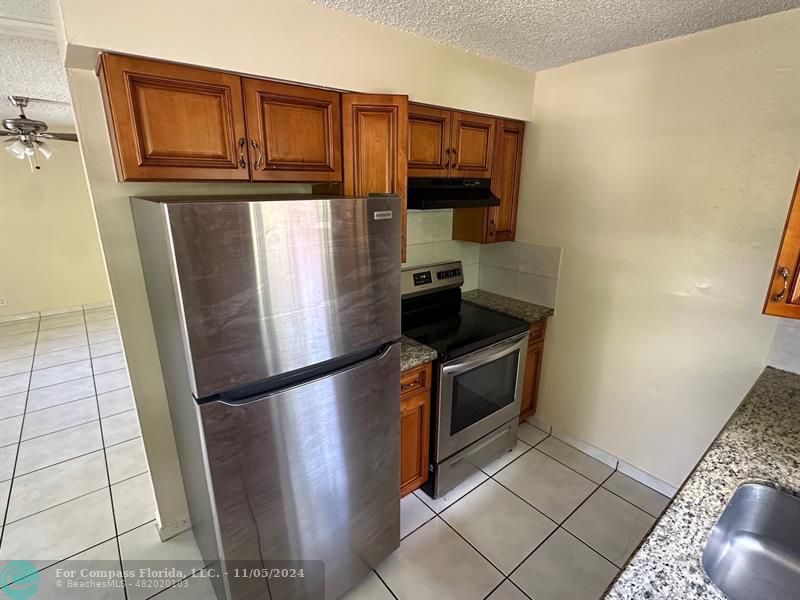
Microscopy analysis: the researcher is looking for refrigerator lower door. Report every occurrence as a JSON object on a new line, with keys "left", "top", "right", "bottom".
{"left": 199, "top": 343, "right": 400, "bottom": 600}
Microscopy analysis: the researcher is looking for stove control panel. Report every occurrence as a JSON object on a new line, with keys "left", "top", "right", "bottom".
{"left": 437, "top": 267, "right": 462, "bottom": 280}
{"left": 413, "top": 271, "right": 432, "bottom": 286}
{"left": 401, "top": 260, "right": 465, "bottom": 298}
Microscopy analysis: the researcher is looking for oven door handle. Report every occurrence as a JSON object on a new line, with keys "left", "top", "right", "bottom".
{"left": 442, "top": 332, "right": 529, "bottom": 377}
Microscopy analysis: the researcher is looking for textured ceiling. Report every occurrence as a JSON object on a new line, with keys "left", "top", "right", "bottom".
{"left": 312, "top": 0, "right": 800, "bottom": 71}
{"left": 0, "top": 34, "right": 74, "bottom": 128}
{"left": 0, "top": 0, "right": 71, "bottom": 127}
{"left": 0, "top": 0, "right": 72, "bottom": 129}
{"left": 0, "top": 0, "right": 52, "bottom": 24}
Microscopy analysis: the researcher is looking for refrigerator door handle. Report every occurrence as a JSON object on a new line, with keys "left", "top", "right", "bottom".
{"left": 214, "top": 343, "right": 397, "bottom": 407}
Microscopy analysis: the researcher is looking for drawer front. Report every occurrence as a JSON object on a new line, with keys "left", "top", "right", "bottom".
{"left": 400, "top": 363, "right": 431, "bottom": 398}
{"left": 529, "top": 320, "right": 547, "bottom": 345}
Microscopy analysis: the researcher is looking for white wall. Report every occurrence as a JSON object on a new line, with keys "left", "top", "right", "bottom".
{"left": 54, "top": 0, "right": 535, "bottom": 533}
{"left": 0, "top": 137, "right": 109, "bottom": 317}
{"left": 517, "top": 10, "right": 800, "bottom": 487}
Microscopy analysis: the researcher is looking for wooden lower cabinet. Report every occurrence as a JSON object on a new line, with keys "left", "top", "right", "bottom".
{"left": 519, "top": 320, "right": 547, "bottom": 421}
{"left": 400, "top": 363, "right": 431, "bottom": 496}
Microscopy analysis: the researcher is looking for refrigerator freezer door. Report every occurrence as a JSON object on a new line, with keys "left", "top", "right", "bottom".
{"left": 199, "top": 342, "right": 400, "bottom": 600}
{"left": 163, "top": 195, "right": 400, "bottom": 398}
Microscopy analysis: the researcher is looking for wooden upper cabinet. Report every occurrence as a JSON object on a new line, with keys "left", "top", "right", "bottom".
{"left": 764, "top": 171, "right": 800, "bottom": 319}
{"left": 408, "top": 104, "right": 451, "bottom": 177}
{"left": 449, "top": 111, "right": 495, "bottom": 178}
{"left": 98, "top": 54, "right": 249, "bottom": 182}
{"left": 408, "top": 104, "right": 496, "bottom": 179}
{"left": 342, "top": 93, "right": 409, "bottom": 261}
{"left": 488, "top": 119, "right": 525, "bottom": 242}
{"left": 243, "top": 79, "right": 341, "bottom": 182}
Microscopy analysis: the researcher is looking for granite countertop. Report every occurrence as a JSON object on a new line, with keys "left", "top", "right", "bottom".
{"left": 462, "top": 289, "right": 554, "bottom": 323}
{"left": 400, "top": 335, "right": 437, "bottom": 372}
{"left": 606, "top": 366, "right": 800, "bottom": 599}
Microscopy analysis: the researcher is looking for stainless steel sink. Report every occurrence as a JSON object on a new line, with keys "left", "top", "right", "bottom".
{"left": 702, "top": 483, "right": 800, "bottom": 600}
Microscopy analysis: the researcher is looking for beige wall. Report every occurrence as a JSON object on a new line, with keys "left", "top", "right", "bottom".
{"left": 517, "top": 10, "right": 800, "bottom": 487}
{"left": 55, "top": 0, "right": 535, "bottom": 533}
{"left": 0, "top": 139, "right": 109, "bottom": 317}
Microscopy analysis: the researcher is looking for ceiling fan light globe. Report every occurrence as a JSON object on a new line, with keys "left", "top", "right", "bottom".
{"left": 6, "top": 140, "right": 27, "bottom": 159}
{"left": 37, "top": 141, "right": 54, "bottom": 159}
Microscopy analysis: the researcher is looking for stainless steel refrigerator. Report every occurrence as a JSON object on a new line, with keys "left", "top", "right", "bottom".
{"left": 131, "top": 194, "right": 401, "bottom": 600}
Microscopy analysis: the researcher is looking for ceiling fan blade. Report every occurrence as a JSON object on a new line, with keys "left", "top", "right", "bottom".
{"left": 38, "top": 132, "right": 78, "bottom": 142}
{"left": 0, "top": 131, "right": 15, "bottom": 137}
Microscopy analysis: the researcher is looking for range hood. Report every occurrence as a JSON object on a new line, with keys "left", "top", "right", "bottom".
{"left": 407, "top": 178, "right": 500, "bottom": 210}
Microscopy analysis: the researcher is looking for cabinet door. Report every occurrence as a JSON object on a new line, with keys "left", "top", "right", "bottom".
{"left": 400, "top": 388, "right": 430, "bottom": 496}
{"left": 342, "top": 93, "right": 408, "bottom": 261}
{"left": 764, "top": 171, "right": 800, "bottom": 319}
{"left": 489, "top": 120, "right": 525, "bottom": 243}
{"left": 408, "top": 104, "right": 451, "bottom": 177}
{"left": 98, "top": 53, "right": 249, "bottom": 182}
{"left": 520, "top": 334, "right": 544, "bottom": 422}
{"left": 243, "top": 79, "right": 342, "bottom": 182}
{"left": 449, "top": 112, "right": 495, "bottom": 178}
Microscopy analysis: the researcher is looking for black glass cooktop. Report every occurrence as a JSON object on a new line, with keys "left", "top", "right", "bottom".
{"left": 402, "top": 294, "right": 529, "bottom": 360}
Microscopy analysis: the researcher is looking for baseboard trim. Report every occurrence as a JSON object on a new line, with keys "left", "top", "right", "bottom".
{"left": 526, "top": 416, "right": 677, "bottom": 498}
{"left": 617, "top": 460, "right": 678, "bottom": 498}
{"left": 0, "top": 312, "right": 40, "bottom": 323}
{"left": 156, "top": 516, "right": 192, "bottom": 541}
{"left": 40, "top": 305, "right": 84, "bottom": 316}
{"left": 551, "top": 428, "right": 618, "bottom": 470}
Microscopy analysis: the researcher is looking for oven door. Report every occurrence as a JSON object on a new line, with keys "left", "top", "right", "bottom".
{"left": 436, "top": 332, "right": 528, "bottom": 461}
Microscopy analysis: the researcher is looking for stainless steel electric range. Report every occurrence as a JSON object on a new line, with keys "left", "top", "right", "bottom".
{"left": 401, "top": 261, "right": 530, "bottom": 498}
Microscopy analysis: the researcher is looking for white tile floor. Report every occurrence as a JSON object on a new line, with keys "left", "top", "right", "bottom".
{"left": 1, "top": 307, "right": 670, "bottom": 600}
{"left": 0, "top": 307, "right": 189, "bottom": 599}
{"left": 344, "top": 425, "right": 670, "bottom": 600}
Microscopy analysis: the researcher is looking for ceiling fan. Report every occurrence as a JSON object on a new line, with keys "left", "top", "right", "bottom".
{"left": 1, "top": 96, "right": 78, "bottom": 171}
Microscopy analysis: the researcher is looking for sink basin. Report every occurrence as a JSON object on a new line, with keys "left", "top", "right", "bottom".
{"left": 702, "top": 483, "right": 800, "bottom": 600}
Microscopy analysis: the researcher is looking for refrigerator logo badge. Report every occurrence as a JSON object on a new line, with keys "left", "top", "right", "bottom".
{"left": 373, "top": 210, "right": 393, "bottom": 220}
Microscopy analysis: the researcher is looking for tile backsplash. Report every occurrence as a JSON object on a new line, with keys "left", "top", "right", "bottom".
{"left": 403, "top": 211, "right": 562, "bottom": 308}
{"left": 403, "top": 210, "right": 480, "bottom": 290}
{"left": 479, "top": 242, "right": 561, "bottom": 308}
{"left": 767, "top": 318, "right": 800, "bottom": 375}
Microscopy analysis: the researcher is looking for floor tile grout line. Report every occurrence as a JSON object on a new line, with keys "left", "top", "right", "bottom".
{"left": 436, "top": 513, "right": 507, "bottom": 579}
{"left": 556, "top": 470, "right": 631, "bottom": 568}
{"left": 3, "top": 369, "right": 129, "bottom": 397}
{"left": 483, "top": 439, "right": 636, "bottom": 578}
{"left": 501, "top": 474, "right": 617, "bottom": 588}
{"left": 29, "top": 355, "right": 93, "bottom": 373}
{"left": 24, "top": 385, "right": 130, "bottom": 418}
{"left": 0, "top": 314, "right": 41, "bottom": 551}
{"left": 7, "top": 392, "right": 96, "bottom": 418}
{"left": 0, "top": 410, "right": 138, "bottom": 451}
{"left": 523, "top": 431, "right": 664, "bottom": 513}
{"left": 527, "top": 433, "right": 663, "bottom": 518}
{"left": 598, "top": 482, "right": 665, "bottom": 519}
{"left": 2, "top": 468, "right": 150, "bottom": 527}
{"left": 10, "top": 415, "right": 100, "bottom": 446}
{"left": 400, "top": 510, "right": 437, "bottom": 542}
{"left": 372, "top": 569, "right": 400, "bottom": 600}
{"left": 0, "top": 534, "right": 120, "bottom": 591}
{"left": 117, "top": 517, "right": 157, "bottom": 539}
{"left": 7, "top": 403, "right": 138, "bottom": 444}
{"left": 81, "top": 307, "right": 130, "bottom": 600}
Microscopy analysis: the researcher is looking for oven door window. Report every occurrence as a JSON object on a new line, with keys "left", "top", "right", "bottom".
{"left": 450, "top": 350, "right": 519, "bottom": 436}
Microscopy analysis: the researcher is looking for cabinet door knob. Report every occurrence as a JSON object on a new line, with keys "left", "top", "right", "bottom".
{"left": 251, "top": 138, "right": 263, "bottom": 170}
{"left": 773, "top": 266, "right": 791, "bottom": 302}
{"left": 238, "top": 138, "right": 247, "bottom": 168}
